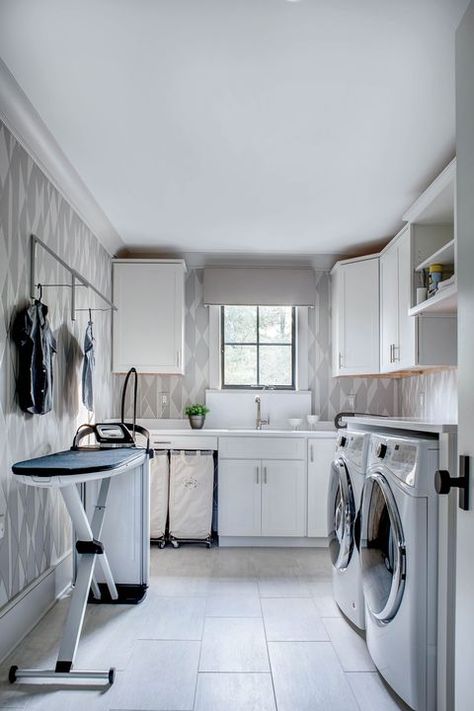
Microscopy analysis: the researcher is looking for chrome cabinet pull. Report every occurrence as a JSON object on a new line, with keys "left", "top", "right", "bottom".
{"left": 256, "top": 466, "right": 259, "bottom": 484}
{"left": 310, "top": 445, "right": 314, "bottom": 463}
{"left": 264, "top": 466, "right": 268, "bottom": 484}
{"left": 389, "top": 344, "right": 394, "bottom": 363}
{"left": 338, "top": 352, "right": 343, "bottom": 369}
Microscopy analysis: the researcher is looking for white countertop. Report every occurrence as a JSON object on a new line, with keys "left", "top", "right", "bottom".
{"left": 130, "top": 419, "right": 336, "bottom": 437}
{"left": 345, "top": 416, "right": 457, "bottom": 435}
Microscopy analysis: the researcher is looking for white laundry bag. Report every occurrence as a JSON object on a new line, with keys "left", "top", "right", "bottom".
{"left": 150, "top": 450, "right": 169, "bottom": 540}
{"left": 169, "top": 450, "right": 214, "bottom": 540}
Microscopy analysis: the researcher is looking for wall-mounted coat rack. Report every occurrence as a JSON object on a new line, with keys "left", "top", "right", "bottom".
{"left": 30, "top": 234, "right": 117, "bottom": 321}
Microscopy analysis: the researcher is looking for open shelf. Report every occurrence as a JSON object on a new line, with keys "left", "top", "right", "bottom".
{"left": 408, "top": 283, "right": 457, "bottom": 316}
{"left": 415, "top": 239, "right": 455, "bottom": 272}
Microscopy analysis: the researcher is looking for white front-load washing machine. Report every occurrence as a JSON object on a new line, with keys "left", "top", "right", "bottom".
{"left": 359, "top": 432, "right": 439, "bottom": 711}
{"left": 327, "top": 430, "right": 370, "bottom": 629}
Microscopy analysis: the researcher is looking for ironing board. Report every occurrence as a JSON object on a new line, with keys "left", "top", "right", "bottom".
{"left": 9, "top": 447, "right": 148, "bottom": 686}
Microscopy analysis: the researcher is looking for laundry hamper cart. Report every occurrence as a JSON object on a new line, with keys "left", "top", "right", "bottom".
{"left": 168, "top": 450, "right": 214, "bottom": 547}
{"left": 150, "top": 450, "right": 169, "bottom": 547}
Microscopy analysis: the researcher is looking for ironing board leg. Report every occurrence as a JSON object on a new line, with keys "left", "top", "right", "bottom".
{"left": 90, "top": 575, "right": 101, "bottom": 601}
{"left": 9, "top": 477, "right": 118, "bottom": 685}
{"left": 62, "top": 481, "right": 118, "bottom": 600}
{"left": 90, "top": 480, "right": 118, "bottom": 600}
{"left": 55, "top": 479, "right": 117, "bottom": 673}
{"left": 55, "top": 552, "right": 96, "bottom": 670}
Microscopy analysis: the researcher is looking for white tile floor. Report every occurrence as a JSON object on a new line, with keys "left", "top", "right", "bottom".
{"left": 0, "top": 547, "right": 408, "bottom": 710}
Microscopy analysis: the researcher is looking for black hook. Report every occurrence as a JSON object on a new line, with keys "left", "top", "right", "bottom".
{"left": 36, "top": 283, "right": 43, "bottom": 301}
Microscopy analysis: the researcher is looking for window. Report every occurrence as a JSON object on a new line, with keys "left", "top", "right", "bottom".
{"left": 221, "top": 305, "right": 295, "bottom": 389}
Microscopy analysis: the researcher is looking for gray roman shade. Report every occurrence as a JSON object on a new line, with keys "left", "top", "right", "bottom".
{"left": 203, "top": 267, "right": 315, "bottom": 306}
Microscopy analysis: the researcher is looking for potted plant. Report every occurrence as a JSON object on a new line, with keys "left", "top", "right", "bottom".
{"left": 185, "top": 403, "right": 210, "bottom": 430}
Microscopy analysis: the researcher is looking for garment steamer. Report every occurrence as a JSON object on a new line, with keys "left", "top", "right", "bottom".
{"left": 73, "top": 366, "right": 146, "bottom": 449}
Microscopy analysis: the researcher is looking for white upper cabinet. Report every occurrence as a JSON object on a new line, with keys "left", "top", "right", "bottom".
{"left": 331, "top": 256, "right": 380, "bottom": 376}
{"left": 380, "top": 226, "right": 416, "bottom": 372}
{"left": 112, "top": 260, "right": 186, "bottom": 374}
{"left": 380, "top": 225, "right": 456, "bottom": 372}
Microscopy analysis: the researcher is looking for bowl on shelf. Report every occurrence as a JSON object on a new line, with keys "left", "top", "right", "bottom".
{"left": 306, "top": 415, "right": 320, "bottom": 429}
{"left": 288, "top": 418, "right": 303, "bottom": 431}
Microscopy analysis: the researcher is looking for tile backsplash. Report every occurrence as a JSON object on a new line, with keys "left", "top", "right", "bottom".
{"left": 399, "top": 368, "right": 457, "bottom": 422}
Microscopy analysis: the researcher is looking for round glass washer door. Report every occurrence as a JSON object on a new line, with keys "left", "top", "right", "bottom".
{"left": 327, "top": 458, "right": 356, "bottom": 571}
{"left": 359, "top": 472, "right": 406, "bottom": 623}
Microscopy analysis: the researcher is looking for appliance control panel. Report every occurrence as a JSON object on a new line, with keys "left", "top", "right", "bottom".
{"left": 369, "top": 435, "right": 419, "bottom": 486}
{"left": 337, "top": 431, "right": 368, "bottom": 469}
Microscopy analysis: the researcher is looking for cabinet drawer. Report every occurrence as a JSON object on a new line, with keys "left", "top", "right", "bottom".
{"left": 151, "top": 435, "right": 218, "bottom": 450}
{"left": 219, "top": 436, "right": 305, "bottom": 460}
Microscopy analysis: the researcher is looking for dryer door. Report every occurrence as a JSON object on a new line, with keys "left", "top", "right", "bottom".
{"left": 359, "top": 472, "right": 406, "bottom": 623}
{"left": 327, "top": 457, "right": 356, "bottom": 571}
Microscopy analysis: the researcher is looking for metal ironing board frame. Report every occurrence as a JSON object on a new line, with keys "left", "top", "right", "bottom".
{"left": 9, "top": 452, "right": 148, "bottom": 687}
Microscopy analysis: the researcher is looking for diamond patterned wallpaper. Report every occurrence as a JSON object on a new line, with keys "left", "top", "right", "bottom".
{"left": 0, "top": 122, "right": 114, "bottom": 607}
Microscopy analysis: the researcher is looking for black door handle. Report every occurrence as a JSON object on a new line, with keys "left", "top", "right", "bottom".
{"left": 434, "top": 455, "right": 470, "bottom": 511}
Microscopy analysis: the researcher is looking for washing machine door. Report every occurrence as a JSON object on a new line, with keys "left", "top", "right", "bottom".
{"left": 359, "top": 472, "right": 406, "bottom": 624}
{"left": 327, "top": 457, "right": 356, "bottom": 571}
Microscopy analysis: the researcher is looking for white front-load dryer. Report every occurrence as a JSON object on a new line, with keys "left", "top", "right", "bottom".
{"left": 327, "top": 430, "right": 370, "bottom": 629}
{"left": 359, "top": 433, "right": 439, "bottom": 711}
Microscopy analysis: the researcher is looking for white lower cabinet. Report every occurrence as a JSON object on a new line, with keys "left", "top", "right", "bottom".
{"left": 307, "top": 438, "right": 335, "bottom": 538}
{"left": 218, "top": 459, "right": 261, "bottom": 536}
{"left": 217, "top": 435, "right": 336, "bottom": 541}
{"left": 218, "top": 458, "right": 305, "bottom": 537}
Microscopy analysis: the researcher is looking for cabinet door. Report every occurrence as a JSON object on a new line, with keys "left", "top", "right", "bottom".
{"left": 396, "top": 229, "right": 416, "bottom": 369}
{"left": 380, "top": 243, "right": 399, "bottom": 372}
{"left": 218, "top": 460, "right": 261, "bottom": 536}
{"left": 307, "top": 438, "right": 336, "bottom": 538}
{"left": 261, "top": 460, "right": 306, "bottom": 537}
{"left": 339, "top": 259, "right": 380, "bottom": 374}
{"left": 113, "top": 262, "right": 185, "bottom": 374}
{"left": 331, "top": 267, "right": 342, "bottom": 375}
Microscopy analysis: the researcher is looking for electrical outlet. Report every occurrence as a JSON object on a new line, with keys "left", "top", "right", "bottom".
{"left": 418, "top": 391, "right": 425, "bottom": 416}
{"left": 160, "top": 392, "right": 170, "bottom": 418}
{"left": 347, "top": 393, "right": 356, "bottom": 411}
{"left": 0, "top": 514, "right": 5, "bottom": 541}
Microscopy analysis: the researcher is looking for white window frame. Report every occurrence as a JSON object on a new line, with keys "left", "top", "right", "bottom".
{"left": 208, "top": 305, "right": 309, "bottom": 391}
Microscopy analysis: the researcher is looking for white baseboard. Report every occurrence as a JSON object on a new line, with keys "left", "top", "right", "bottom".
{"left": 218, "top": 536, "right": 328, "bottom": 548}
{"left": 0, "top": 551, "right": 73, "bottom": 664}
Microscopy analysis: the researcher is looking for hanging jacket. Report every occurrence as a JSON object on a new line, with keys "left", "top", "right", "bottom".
{"left": 12, "top": 300, "right": 57, "bottom": 415}
{"left": 82, "top": 320, "right": 95, "bottom": 411}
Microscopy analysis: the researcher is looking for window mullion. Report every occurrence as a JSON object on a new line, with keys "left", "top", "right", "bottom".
{"left": 256, "top": 306, "right": 260, "bottom": 386}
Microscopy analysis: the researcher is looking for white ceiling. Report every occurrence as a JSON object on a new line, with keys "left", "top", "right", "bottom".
{"left": 0, "top": 0, "right": 468, "bottom": 256}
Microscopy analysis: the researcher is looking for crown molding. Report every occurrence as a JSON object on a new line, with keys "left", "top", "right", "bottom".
{"left": 0, "top": 59, "right": 123, "bottom": 256}
{"left": 117, "top": 248, "right": 341, "bottom": 271}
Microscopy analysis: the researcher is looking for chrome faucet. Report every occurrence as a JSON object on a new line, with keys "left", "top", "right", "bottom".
{"left": 255, "top": 395, "right": 270, "bottom": 430}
